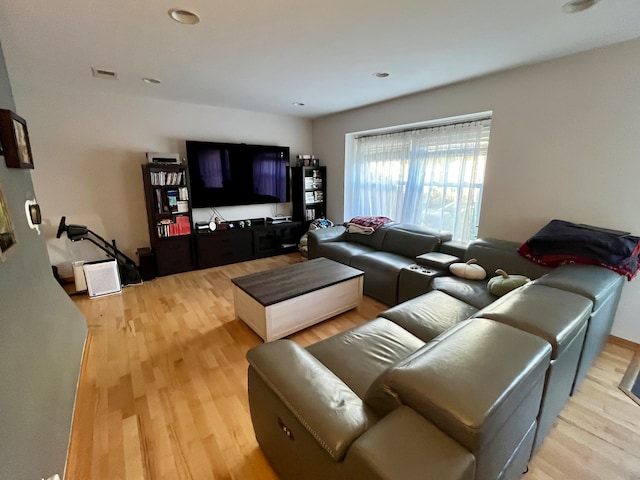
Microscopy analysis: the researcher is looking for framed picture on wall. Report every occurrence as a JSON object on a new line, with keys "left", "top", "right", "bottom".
{"left": 0, "top": 182, "right": 17, "bottom": 261}
{"left": 0, "top": 109, "right": 34, "bottom": 169}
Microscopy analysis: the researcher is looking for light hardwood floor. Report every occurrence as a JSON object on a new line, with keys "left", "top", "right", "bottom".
{"left": 66, "top": 253, "right": 640, "bottom": 479}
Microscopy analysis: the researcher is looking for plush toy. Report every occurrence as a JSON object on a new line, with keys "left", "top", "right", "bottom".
{"left": 449, "top": 258, "right": 487, "bottom": 280}
{"left": 488, "top": 269, "right": 531, "bottom": 296}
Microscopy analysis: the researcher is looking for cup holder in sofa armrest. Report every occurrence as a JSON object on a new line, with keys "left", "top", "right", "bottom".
{"left": 416, "top": 252, "right": 460, "bottom": 269}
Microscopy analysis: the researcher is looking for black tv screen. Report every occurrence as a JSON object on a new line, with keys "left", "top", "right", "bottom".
{"left": 186, "top": 141, "right": 291, "bottom": 208}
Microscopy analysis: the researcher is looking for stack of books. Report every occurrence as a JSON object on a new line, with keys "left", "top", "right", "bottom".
{"left": 150, "top": 170, "right": 184, "bottom": 186}
{"left": 156, "top": 215, "right": 191, "bottom": 237}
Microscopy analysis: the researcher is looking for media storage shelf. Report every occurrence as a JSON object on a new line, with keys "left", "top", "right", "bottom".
{"left": 195, "top": 222, "right": 301, "bottom": 268}
{"left": 142, "top": 163, "right": 195, "bottom": 276}
{"left": 292, "top": 166, "right": 326, "bottom": 227}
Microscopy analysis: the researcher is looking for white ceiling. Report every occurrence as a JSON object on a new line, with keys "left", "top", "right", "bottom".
{"left": 0, "top": 0, "right": 639, "bottom": 119}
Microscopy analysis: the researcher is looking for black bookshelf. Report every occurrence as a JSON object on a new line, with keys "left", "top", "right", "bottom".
{"left": 141, "top": 163, "right": 194, "bottom": 276}
{"left": 291, "top": 166, "right": 326, "bottom": 228}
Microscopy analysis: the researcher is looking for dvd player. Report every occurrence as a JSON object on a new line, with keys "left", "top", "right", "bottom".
{"left": 267, "top": 216, "right": 292, "bottom": 224}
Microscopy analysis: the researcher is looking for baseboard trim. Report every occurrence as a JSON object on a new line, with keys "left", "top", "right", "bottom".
{"left": 609, "top": 335, "right": 640, "bottom": 352}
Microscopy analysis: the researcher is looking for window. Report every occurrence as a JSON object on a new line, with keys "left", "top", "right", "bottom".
{"left": 345, "top": 115, "right": 491, "bottom": 241}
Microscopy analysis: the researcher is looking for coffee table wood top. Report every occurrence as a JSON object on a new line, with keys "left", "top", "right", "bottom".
{"left": 231, "top": 257, "right": 363, "bottom": 306}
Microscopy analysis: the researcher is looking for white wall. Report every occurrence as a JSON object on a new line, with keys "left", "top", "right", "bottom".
{"left": 10, "top": 85, "right": 312, "bottom": 276}
{"left": 312, "top": 37, "right": 640, "bottom": 343}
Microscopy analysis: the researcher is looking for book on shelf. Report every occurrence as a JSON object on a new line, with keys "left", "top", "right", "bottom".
{"left": 155, "top": 189, "right": 163, "bottom": 213}
{"left": 150, "top": 170, "right": 184, "bottom": 186}
{"left": 166, "top": 189, "right": 179, "bottom": 212}
{"left": 156, "top": 215, "right": 192, "bottom": 237}
{"left": 305, "top": 209, "right": 316, "bottom": 221}
{"left": 155, "top": 188, "right": 187, "bottom": 214}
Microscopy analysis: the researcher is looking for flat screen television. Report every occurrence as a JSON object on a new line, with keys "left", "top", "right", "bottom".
{"left": 186, "top": 141, "right": 291, "bottom": 208}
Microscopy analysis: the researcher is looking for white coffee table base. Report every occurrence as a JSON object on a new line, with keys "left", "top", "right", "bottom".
{"left": 233, "top": 276, "right": 363, "bottom": 342}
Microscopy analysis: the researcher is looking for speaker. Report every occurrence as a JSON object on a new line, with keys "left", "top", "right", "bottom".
{"left": 137, "top": 247, "right": 157, "bottom": 281}
{"left": 83, "top": 260, "right": 121, "bottom": 298}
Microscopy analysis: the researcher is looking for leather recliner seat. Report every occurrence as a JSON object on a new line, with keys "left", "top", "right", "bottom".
{"left": 247, "top": 318, "right": 551, "bottom": 480}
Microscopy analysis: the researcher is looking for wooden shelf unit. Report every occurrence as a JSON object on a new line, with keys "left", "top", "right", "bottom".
{"left": 291, "top": 166, "right": 326, "bottom": 228}
{"left": 141, "top": 163, "right": 194, "bottom": 276}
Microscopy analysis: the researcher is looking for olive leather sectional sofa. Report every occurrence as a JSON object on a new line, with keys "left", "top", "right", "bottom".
{"left": 246, "top": 228, "right": 625, "bottom": 480}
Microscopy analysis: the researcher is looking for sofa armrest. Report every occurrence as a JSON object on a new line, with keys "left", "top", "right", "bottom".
{"left": 415, "top": 251, "right": 460, "bottom": 269}
{"left": 308, "top": 226, "right": 347, "bottom": 258}
{"left": 308, "top": 225, "right": 347, "bottom": 243}
{"left": 246, "top": 339, "right": 371, "bottom": 461}
{"left": 343, "top": 406, "right": 475, "bottom": 480}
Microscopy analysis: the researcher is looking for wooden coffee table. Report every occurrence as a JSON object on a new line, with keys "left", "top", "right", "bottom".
{"left": 231, "top": 257, "right": 364, "bottom": 341}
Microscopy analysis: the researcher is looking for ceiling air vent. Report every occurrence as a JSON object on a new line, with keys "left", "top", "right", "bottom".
{"left": 91, "top": 67, "right": 118, "bottom": 80}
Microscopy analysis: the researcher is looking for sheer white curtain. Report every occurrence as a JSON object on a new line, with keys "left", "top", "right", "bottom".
{"left": 347, "top": 118, "right": 491, "bottom": 241}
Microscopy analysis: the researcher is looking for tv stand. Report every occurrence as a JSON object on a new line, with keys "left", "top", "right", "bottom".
{"left": 267, "top": 216, "right": 292, "bottom": 224}
{"left": 253, "top": 222, "right": 300, "bottom": 258}
{"left": 195, "top": 221, "right": 302, "bottom": 268}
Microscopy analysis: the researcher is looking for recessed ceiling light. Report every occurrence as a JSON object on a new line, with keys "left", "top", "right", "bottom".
{"left": 292, "top": 102, "right": 305, "bottom": 106}
{"left": 168, "top": 8, "right": 200, "bottom": 25}
{"left": 91, "top": 67, "right": 118, "bottom": 80}
{"left": 142, "top": 77, "right": 161, "bottom": 84}
{"left": 373, "top": 72, "right": 390, "bottom": 78}
{"left": 562, "top": 0, "right": 598, "bottom": 13}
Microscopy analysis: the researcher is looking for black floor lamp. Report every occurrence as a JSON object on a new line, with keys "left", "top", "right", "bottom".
{"left": 56, "top": 216, "right": 142, "bottom": 286}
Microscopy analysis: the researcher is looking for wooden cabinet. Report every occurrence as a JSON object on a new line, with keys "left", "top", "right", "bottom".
{"left": 196, "top": 229, "right": 253, "bottom": 268}
{"left": 291, "top": 166, "right": 326, "bottom": 228}
{"left": 195, "top": 222, "right": 301, "bottom": 268}
{"left": 141, "top": 163, "right": 194, "bottom": 276}
{"left": 253, "top": 223, "right": 301, "bottom": 258}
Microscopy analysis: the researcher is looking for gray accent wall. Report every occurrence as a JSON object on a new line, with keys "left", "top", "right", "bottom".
{"left": 0, "top": 41, "right": 87, "bottom": 479}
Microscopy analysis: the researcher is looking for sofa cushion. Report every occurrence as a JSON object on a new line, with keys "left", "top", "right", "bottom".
{"left": 532, "top": 263, "right": 625, "bottom": 309}
{"left": 465, "top": 238, "right": 553, "bottom": 280}
{"left": 431, "top": 276, "right": 497, "bottom": 309}
{"left": 379, "top": 290, "right": 478, "bottom": 342}
{"left": 475, "top": 283, "right": 592, "bottom": 359}
{"left": 314, "top": 242, "right": 377, "bottom": 266}
{"left": 381, "top": 226, "right": 444, "bottom": 258}
{"left": 393, "top": 223, "right": 452, "bottom": 242}
{"left": 307, "top": 318, "right": 425, "bottom": 398}
{"left": 344, "top": 223, "right": 394, "bottom": 249}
